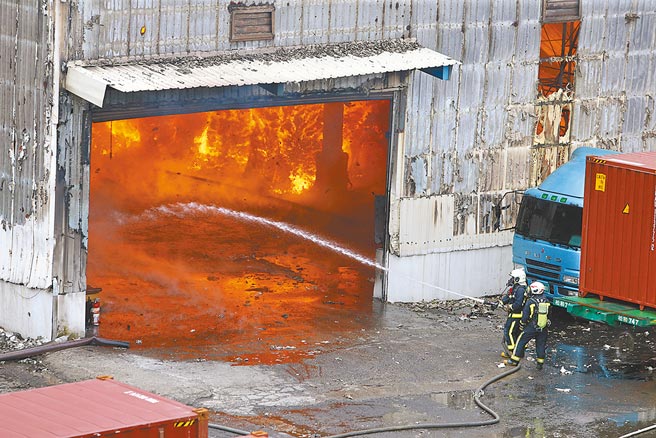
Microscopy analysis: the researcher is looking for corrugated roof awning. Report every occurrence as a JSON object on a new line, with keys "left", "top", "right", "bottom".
{"left": 65, "top": 39, "right": 458, "bottom": 107}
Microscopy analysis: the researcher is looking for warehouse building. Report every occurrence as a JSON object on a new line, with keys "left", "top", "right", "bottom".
{"left": 1, "top": 0, "right": 655, "bottom": 341}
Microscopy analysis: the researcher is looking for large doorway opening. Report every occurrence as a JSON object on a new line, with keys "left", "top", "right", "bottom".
{"left": 87, "top": 100, "right": 391, "bottom": 363}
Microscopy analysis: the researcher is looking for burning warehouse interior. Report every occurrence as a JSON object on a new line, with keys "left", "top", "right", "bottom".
{"left": 88, "top": 101, "right": 390, "bottom": 362}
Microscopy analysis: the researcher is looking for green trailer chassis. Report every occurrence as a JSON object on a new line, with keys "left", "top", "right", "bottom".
{"left": 552, "top": 296, "right": 656, "bottom": 327}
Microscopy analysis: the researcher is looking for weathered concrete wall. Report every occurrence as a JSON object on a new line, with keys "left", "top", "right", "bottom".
{"left": 0, "top": 282, "right": 52, "bottom": 337}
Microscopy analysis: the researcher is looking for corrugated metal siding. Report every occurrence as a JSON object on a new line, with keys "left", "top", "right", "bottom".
{"left": 82, "top": 0, "right": 222, "bottom": 59}
{"left": 75, "top": 0, "right": 415, "bottom": 58}
{"left": 0, "top": 0, "right": 15, "bottom": 224}
{"left": 396, "top": 0, "right": 655, "bottom": 255}
{"left": 575, "top": 0, "right": 656, "bottom": 153}
{"left": 60, "top": 0, "right": 656, "bottom": 278}
{"left": 397, "top": 197, "right": 454, "bottom": 255}
{"left": 0, "top": 0, "right": 55, "bottom": 288}
{"left": 395, "top": 0, "right": 540, "bottom": 253}
{"left": 300, "top": 1, "right": 329, "bottom": 45}
{"left": 357, "top": 1, "right": 386, "bottom": 41}
{"left": 386, "top": 245, "right": 512, "bottom": 302}
{"left": 66, "top": 40, "right": 456, "bottom": 96}
{"left": 54, "top": 95, "right": 89, "bottom": 297}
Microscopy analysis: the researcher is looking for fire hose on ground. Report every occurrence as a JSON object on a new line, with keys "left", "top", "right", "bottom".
{"left": 0, "top": 292, "right": 519, "bottom": 437}
{"left": 208, "top": 362, "right": 522, "bottom": 437}
{"left": 0, "top": 330, "right": 524, "bottom": 437}
{"left": 209, "top": 296, "right": 518, "bottom": 437}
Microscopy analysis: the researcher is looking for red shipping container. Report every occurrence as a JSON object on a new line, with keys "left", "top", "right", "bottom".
{"left": 580, "top": 152, "right": 656, "bottom": 310}
{"left": 0, "top": 376, "right": 208, "bottom": 438}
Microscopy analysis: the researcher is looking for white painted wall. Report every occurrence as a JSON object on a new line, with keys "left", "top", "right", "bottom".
{"left": 0, "top": 282, "right": 52, "bottom": 340}
{"left": 0, "top": 252, "right": 86, "bottom": 341}
{"left": 383, "top": 244, "right": 513, "bottom": 303}
{"left": 55, "top": 290, "right": 87, "bottom": 338}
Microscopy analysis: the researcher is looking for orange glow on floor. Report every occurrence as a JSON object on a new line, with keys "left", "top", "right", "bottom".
{"left": 88, "top": 101, "right": 390, "bottom": 364}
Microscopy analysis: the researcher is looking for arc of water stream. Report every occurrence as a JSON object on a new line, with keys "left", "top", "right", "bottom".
{"left": 144, "top": 202, "right": 485, "bottom": 304}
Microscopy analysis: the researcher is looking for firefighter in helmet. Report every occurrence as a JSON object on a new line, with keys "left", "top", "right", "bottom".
{"left": 500, "top": 268, "right": 528, "bottom": 359}
{"left": 505, "top": 281, "right": 551, "bottom": 370}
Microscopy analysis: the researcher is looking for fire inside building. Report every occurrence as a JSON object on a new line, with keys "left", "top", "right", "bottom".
{"left": 74, "top": 43, "right": 458, "bottom": 361}
{"left": 88, "top": 102, "right": 392, "bottom": 360}
{"left": 2, "top": 0, "right": 655, "bottom": 355}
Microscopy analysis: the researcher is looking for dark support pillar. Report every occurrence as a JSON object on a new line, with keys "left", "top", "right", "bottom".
{"left": 314, "top": 102, "right": 349, "bottom": 196}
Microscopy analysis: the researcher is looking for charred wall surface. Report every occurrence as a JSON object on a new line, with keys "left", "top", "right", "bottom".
{"left": 0, "top": 1, "right": 55, "bottom": 286}
{"left": 575, "top": 2, "right": 655, "bottom": 153}
{"left": 0, "top": 0, "right": 64, "bottom": 339}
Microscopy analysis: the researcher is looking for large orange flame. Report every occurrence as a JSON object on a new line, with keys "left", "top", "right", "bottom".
{"left": 88, "top": 100, "right": 390, "bottom": 364}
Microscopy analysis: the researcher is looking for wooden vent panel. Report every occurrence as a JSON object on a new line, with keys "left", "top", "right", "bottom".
{"left": 230, "top": 5, "right": 275, "bottom": 42}
{"left": 543, "top": 0, "right": 580, "bottom": 23}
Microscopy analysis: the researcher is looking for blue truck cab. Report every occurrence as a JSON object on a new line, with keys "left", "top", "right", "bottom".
{"left": 512, "top": 147, "right": 618, "bottom": 300}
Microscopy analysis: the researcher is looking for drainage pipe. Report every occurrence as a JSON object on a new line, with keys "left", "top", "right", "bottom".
{"left": 0, "top": 336, "right": 129, "bottom": 362}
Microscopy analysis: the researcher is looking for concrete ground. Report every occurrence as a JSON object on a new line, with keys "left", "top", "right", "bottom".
{"left": 2, "top": 300, "right": 656, "bottom": 438}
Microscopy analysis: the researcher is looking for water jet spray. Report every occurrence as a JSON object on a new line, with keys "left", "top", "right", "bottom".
{"left": 144, "top": 202, "right": 488, "bottom": 305}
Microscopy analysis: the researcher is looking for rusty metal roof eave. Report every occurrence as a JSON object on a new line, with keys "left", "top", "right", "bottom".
{"left": 64, "top": 43, "right": 459, "bottom": 107}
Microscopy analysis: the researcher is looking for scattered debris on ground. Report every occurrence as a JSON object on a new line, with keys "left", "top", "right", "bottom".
{"left": 398, "top": 296, "right": 500, "bottom": 320}
{"left": 0, "top": 327, "right": 44, "bottom": 353}
{"left": 0, "top": 328, "right": 51, "bottom": 387}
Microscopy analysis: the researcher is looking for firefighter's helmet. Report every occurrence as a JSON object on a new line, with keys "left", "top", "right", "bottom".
{"left": 529, "top": 281, "right": 546, "bottom": 295}
{"left": 510, "top": 268, "right": 527, "bottom": 286}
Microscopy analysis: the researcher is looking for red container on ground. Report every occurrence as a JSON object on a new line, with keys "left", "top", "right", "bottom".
{"left": 0, "top": 376, "right": 208, "bottom": 438}
{"left": 580, "top": 152, "right": 656, "bottom": 310}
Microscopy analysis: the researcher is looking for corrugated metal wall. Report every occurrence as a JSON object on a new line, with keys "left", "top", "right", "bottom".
{"left": 63, "top": 0, "right": 656, "bottom": 283}
{"left": 0, "top": 0, "right": 55, "bottom": 289}
{"left": 575, "top": 0, "right": 656, "bottom": 153}
{"left": 73, "top": 0, "right": 417, "bottom": 57}
{"left": 392, "top": 0, "right": 656, "bottom": 257}
{"left": 392, "top": 0, "right": 541, "bottom": 255}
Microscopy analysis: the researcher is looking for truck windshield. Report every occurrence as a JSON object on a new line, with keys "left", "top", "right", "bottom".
{"left": 515, "top": 196, "right": 583, "bottom": 248}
